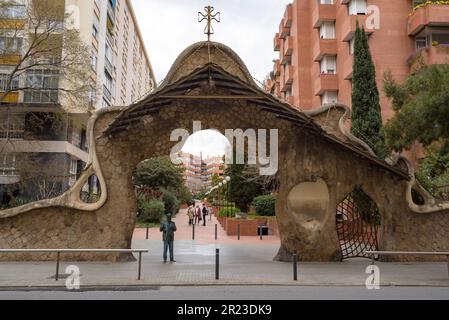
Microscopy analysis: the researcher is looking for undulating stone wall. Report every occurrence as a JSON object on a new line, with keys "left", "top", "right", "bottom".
{"left": 1, "top": 41, "right": 448, "bottom": 262}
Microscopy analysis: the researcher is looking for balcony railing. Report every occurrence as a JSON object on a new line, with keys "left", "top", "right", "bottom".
{"left": 0, "top": 167, "right": 20, "bottom": 185}
{"left": 313, "top": 39, "right": 337, "bottom": 62}
{"left": 315, "top": 74, "right": 339, "bottom": 95}
{"left": 0, "top": 130, "right": 24, "bottom": 140}
{"left": 312, "top": 3, "right": 336, "bottom": 28}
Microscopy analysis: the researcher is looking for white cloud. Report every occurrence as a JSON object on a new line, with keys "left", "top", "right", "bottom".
{"left": 131, "top": 0, "right": 291, "bottom": 84}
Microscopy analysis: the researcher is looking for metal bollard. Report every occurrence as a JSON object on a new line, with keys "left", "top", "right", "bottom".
{"left": 138, "top": 252, "right": 142, "bottom": 280}
{"left": 237, "top": 224, "right": 240, "bottom": 240}
{"left": 215, "top": 224, "right": 218, "bottom": 241}
{"left": 192, "top": 223, "right": 195, "bottom": 240}
{"left": 293, "top": 251, "right": 298, "bottom": 281}
{"left": 146, "top": 227, "right": 149, "bottom": 240}
{"left": 259, "top": 225, "right": 263, "bottom": 240}
{"left": 215, "top": 248, "right": 220, "bottom": 280}
{"left": 447, "top": 255, "right": 449, "bottom": 278}
{"left": 55, "top": 251, "right": 60, "bottom": 281}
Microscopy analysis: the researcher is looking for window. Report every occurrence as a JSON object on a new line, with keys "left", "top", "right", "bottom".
{"left": 415, "top": 37, "right": 427, "bottom": 50}
{"left": 320, "top": 55, "right": 337, "bottom": 74}
{"left": 1, "top": 4, "right": 26, "bottom": 19}
{"left": 0, "top": 37, "right": 23, "bottom": 53}
{"left": 320, "top": 0, "right": 334, "bottom": 4}
{"left": 349, "top": 0, "right": 367, "bottom": 15}
{"left": 105, "top": 42, "right": 113, "bottom": 64}
{"left": 0, "top": 73, "right": 19, "bottom": 91}
{"left": 432, "top": 33, "right": 449, "bottom": 45}
{"left": 23, "top": 69, "right": 59, "bottom": 103}
{"left": 321, "top": 91, "right": 338, "bottom": 105}
{"left": 320, "top": 21, "right": 335, "bottom": 39}
{"left": 349, "top": 37, "right": 355, "bottom": 55}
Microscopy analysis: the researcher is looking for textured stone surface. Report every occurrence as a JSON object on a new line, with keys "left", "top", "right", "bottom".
{"left": 0, "top": 42, "right": 448, "bottom": 262}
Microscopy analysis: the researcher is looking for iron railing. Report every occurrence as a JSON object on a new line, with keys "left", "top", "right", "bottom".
{"left": 0, "top": 249, "right": 149, "bottom": 280}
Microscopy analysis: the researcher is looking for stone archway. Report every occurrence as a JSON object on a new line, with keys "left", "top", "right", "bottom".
{"left": 1, "top": 41, "right": 449, "bottom": 262}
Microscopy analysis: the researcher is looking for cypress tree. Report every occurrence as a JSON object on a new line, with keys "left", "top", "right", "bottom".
{"left": 351, "top": 21, "right": 386, "bottom": 158}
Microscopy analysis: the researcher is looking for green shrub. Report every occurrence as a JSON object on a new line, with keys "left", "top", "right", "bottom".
{"left": 138, "top": 198, "right": 165, "bottom": 223}
{"left": 161, "top": 189, "right": 180, "bottom": 215}
{"left": 218, "top": 207, "right": 240, "bottom": 218}
{"left": 252, "top": 195, "right": 276, "bottom": 216}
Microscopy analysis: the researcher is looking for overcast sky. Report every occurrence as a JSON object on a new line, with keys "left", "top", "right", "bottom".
{"left": 131, "top": 0, "right": 290, "bottom": 83}
{"left": 130, "top": 0, "right": 290, "bottom": 157}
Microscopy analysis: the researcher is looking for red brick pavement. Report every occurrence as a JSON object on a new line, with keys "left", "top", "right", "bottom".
{"left": 133, "top": 209, "right": 280, "bottom": 245}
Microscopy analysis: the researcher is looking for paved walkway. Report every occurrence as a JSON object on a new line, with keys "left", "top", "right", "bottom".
{"left": 133, "top": 209, "right": 281, "bottom": 245}
{"left": 0, "top": 210, "right": 449, "bottom": 288}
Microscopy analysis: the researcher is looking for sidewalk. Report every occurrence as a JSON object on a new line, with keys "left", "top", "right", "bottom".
{"left": 0, "top": 212, "right": 449, "bottom": 289}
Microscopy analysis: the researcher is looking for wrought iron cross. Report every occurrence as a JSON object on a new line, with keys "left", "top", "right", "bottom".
{"left": 198, "top": 6, "right": 221, "bottom": 41}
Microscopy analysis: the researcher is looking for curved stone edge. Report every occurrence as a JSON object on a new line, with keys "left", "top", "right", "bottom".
{"left": 304, "top": 103, "right": 377, "bottom": 158}
{"left": 306, "top": 103, "right": 449, "bottom": 214}
{"left": 160, "top": 41, "right": 257, "bottom": 88}
{"left": 0, "top": 106, "right": 124, "bottom": 219}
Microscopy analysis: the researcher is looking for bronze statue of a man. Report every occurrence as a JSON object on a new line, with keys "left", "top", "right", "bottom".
{"left": 160, "top": 214, "right": 177, "bottom": 263}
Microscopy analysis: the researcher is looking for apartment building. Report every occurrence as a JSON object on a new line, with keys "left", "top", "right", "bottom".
{"left": 179, "top": 152, "right": 225, "bottom": 195}
{"left": 70, "top": 0, "right": 156, "bottom": 107}
{"left": 0, "top": 0, "right": 156, "bottom": 204}
{"left": 267, "top": 0, "right": 449, "bottom": 123}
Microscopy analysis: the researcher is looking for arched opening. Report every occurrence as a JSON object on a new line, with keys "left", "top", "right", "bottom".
{"left": 79, "top": 175, "right": 101, "bottom": 204}
{"left": 132, "top": 156, "right": 189, "bottom": 230}
{"left": 336, "top": 187, "right": 381, "bottom": 260}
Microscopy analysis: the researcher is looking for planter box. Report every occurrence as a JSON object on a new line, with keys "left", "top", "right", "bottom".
{"left": 225, "top": 218, "right": 268, "bottom": 236}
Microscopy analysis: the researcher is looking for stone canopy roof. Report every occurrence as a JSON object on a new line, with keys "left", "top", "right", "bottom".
{"left": 103, "top": 41, "right": 409, "bottom": 180}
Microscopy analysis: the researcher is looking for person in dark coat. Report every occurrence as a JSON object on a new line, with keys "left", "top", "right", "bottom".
{"left": 160, "top": 214, "right": 177, "bottom": 263}
{"left": 202, "top": 204, "right": 208, "bottom": 226}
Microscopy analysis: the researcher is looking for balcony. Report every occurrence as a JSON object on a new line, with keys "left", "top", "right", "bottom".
{"left": 284, "top": 65, "right": 294, "bottom": 85}
{"left": 0, "top": 92, "right": 19, "bottom": 103}
{"left": 279, "top": 19, "right": 290, "bottom": 39}
{"left": 0, "top": 168, "right": 20, "bottom": 185}
{"left": 408, "top": 45, "right": 449, "bottom": 69}
{"left": 408, "top": 4, "right": 449, "bottom": 36}
{"left": 313, "top": 39, "right": 337, "bottom": 61}
{"left": 342, "top": 55, "right": 354, "bottom": 80}
{"left": 284, "top": 36, "right": 294, "bottom": 56}
{"left": 0, "top": 54, "right": 21, "bottom": 65}
{"left": 341, "top": 15, "right": 373, "bottom": 41}
{"left": 0, "top": 19, "right": 26, "bottom": 30}
{"left": 312, "top": 4, "right": 336, "bottom": 28}
{"left": 283, "top": 4, "right": 293, "bottom": 28}
{"left": 274, "top": 33, "right": 280, "bottom": 51}
{"left": 315, "top": 74, "right": 339, "bottom": 95}
{"left": 280, "top": 52, "right": 292, "bottom": 65}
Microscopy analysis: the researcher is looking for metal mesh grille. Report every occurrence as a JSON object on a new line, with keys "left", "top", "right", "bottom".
{"left": 336, "top": 187, "right": 380, "bottom": 260}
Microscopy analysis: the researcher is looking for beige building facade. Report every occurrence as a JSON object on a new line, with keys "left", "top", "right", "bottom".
{"left": 0, "top": 0, "right": 155, "bottom": 203}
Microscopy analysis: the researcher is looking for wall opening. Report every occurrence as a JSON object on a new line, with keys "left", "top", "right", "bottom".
{"left": 336, "top": 187, "right": 381, "bottom": 260}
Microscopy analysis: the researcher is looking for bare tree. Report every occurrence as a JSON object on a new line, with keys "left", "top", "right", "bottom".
{"left": 0, "top": 0, "right": 95, "bottom": 206}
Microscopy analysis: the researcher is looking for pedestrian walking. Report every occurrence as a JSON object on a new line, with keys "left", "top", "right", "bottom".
{"left": 160, "top": 214, "right": 177, "bottom": 263}
{"left": 187, "top": 205, "right": 194, "bottom": 225}
{"left": 195, "top": 205, "right": 201, "bottom": 225}
{"left": 202, "top": 204, "right": 208, "bottom": 226}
